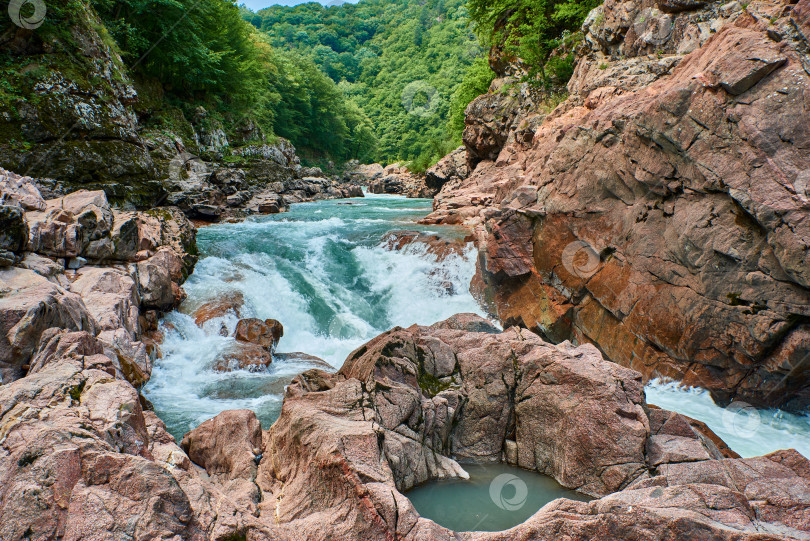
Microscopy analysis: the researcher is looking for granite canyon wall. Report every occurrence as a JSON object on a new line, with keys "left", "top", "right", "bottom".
{"left": 425, "top": 0, "right": 810, "bottom": 412}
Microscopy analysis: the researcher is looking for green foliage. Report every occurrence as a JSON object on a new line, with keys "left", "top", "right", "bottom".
{"left": 91, "top": 0, "right": 259, "bottom": 103}
{"left": 88, "top": 0, "right": 373, "bottom": 163}
{"left": 467, "top": 0, "right": 598, "bottom": 85}
{"left": 251, "top": 0, "right": 488, "bottom": 165}
{"left": 448, "top": 56, "right": 495, "bottom": 134}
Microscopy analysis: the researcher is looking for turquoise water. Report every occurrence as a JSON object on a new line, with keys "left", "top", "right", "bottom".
{"left": 143, "top": 194, "right": 486, "bottom": 439}
{"left": 406, "top": 464, "right": 590, "bottom": 532}
{"left": 646, "top": 380, "right": 810, "bottom": 458}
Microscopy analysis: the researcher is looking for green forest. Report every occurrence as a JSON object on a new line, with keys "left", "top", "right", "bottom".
{"left": 247, "top": 0, "right": 488, "bottom": 168}
{"left": 246, "top": 0, "right": 598, "bottom": 168}
{"left": 43, "top": 0, "right": 598, "bottom": 169}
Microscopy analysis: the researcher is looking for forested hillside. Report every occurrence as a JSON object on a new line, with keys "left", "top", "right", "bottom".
{"left": 248, "top": 0, "right": 493, "bottom": 169}
{"left": 89, "top": 0, "right": 377, "bottom": 163}
{"left": 0, "top": 0, "right": 602, "bottom": 179}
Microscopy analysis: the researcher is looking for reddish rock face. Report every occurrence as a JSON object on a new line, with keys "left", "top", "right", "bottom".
{"left": 425, "top": 146, "right": 468, "bottom": 192}
{"left": 426, "top": 0, "right": 810, "bottom": 411}
{"left": 233, "top": 317, "right": 284, "bottom": 352}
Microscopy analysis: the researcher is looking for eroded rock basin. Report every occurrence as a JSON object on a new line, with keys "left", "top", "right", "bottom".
{"left": 406, "top": 463, "right": 591, "bottom": 532}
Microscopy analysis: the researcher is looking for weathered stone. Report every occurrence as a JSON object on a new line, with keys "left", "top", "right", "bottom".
{"left": 425, "top": 146, "right": 468, "bottom": 192}
{"left": 381, "top": 230, "right": 468, "bottom": 261}
{"left": 133, "top": 253, "right": 181, "bottom": 310}
{"left": 0, "top": 168, "right": 47, "bottom": 210}
{"left": 181, "top": 409, "right": 263, "bottom": 511}
{"left": 0, "top": 268, "right": 97, "bottom": 383}
{"left": 70, "top": 267, "right": 140, "bottom": 337}
{"left": 0, "top": 361, "right": 207, "bottom": 540}
{"left": 253, "top": 315, "right": 810, "bottom": 540}
{"left": 0, "top": 205, "right": 28, "bottom": 253}
{"left": 26, "top": 207, "right": 83, "bottom": 258}
{"left": 426, "top": 5, "right": 810, "bottom": 410}
{"left": 233, "top": 318, "right": 283, "bottom": 352}
{"left": 27, "top": 328, "right": 105, "bottom": 375}
{"left": 657, "top": 0, "right": 707, "bottom": 13}
{"left": 96, "top": 328, "right": 153, "bottom": 387}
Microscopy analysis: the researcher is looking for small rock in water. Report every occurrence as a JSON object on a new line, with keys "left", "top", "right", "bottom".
{"left": 67, "top": 257, "right": 87, "bottom": 269}
{"left": 212, "top": 341, "right": 273, "bottom": 372}
{"left": 233, "top": 318, "right": 284, "bottom": 352}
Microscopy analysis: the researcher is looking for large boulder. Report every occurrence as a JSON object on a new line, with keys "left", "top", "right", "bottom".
{"left": 0, "top": 268, "right": 97, "bottom": 383}
{"left": 69, "top": 267, "right": 140, "bottom": 337}
{"left": 181, "top": 409, "right": 263, "bottom": 511}
{"left": 96, "top": 328, "right": 153, "bottom": 387}
{"left": 424, "top": 146, "right": 468, "bottom": 192}
{"left": 0, "top": 168, "right": 46, "bottom": 210}
{"left": 24, "top": 190, "right": 114, "bottom": 260}
{"left": 252, "top": 315, "right": 810, "bottom": 540}
{"left": 26, "top": 206, "right": 84, "bottom": 258}
{"left": 132, "top": 252, "right": 185, "bottom": 311}
{"left": 0, "top": 361, "right": 203, "bottom": 539}
{"left": 23, "top": 188, "right": 197, "bottom": 272}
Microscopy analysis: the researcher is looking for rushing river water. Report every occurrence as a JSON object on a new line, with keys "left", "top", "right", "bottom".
{"left": 144, "top": 194, "right": 485, "bottom": 438}
{"left": 144, "top": 193, "right": 810, "bottom": 460}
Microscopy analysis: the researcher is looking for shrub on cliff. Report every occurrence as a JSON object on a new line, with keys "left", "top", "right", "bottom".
{"left": 468, "top": 0, "right": 600, "bottom": 84}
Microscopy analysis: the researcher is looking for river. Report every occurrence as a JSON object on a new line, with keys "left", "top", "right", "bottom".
{"left": 143, "top": 193, "right": 810, "bottom": 458}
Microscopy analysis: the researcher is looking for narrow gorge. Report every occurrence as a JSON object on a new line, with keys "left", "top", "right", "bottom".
{"left": 0, "top": 0, "right": 809, "bottom": 538}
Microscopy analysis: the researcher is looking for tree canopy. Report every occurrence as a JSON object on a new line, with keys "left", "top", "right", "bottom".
{"left": 250, "top": 0, "right": 490, "bottom": 168}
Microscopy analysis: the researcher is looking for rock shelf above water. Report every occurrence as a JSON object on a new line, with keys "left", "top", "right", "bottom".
{"left": 3, "top": 306, "right": 807, "bottom": 539}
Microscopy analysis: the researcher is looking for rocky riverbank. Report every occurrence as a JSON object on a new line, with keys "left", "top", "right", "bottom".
{"left": 1, "top": 168, "right": 808, "bottom": 539}
{"left": 423, "top": 0, "right": 810, "bottom": 412}
{"left": 2, "top": 0, "right": 810, "bottom": 537}
{"left": 3, "top": 304, "right": 808, "bottom": 539}
{"left": 344, "top": 161, "right": 441, "bottom": 198}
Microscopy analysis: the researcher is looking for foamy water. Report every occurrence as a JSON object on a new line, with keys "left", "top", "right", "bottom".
{"left": 144, "top": 194, "right": 487, "bottom": 438}
{"left": 646, "top": 380, "right": 810, "bottom": 458}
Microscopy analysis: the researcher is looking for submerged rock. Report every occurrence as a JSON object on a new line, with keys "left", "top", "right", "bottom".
{"left": 382, "top": 230, "right": 469, "bottom": 261}
{"left": 212, "top": 341, "right": 273, "bottom": 373}
{"left": 192, "top": 291, "right": 245, "bottom": 327}
{"left": 233, "top": 317, "right": 284, "bottom": 352}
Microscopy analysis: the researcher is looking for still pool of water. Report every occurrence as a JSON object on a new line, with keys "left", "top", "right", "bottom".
{"left": 406, "top": 464, "right": 591, "bottom": 532}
